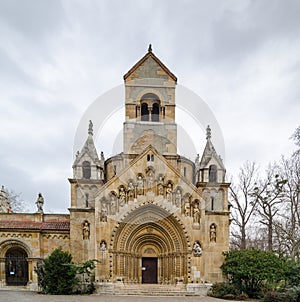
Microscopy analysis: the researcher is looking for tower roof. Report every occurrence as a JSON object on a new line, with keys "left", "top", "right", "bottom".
{"left": 123, "top": 45, "right": 177, "bottom": 83}
{"left": 73, "top": 120, "right": 100, "bottom": 166}
{"left": 199, "top": 126, "right": 225, "bottom": 170}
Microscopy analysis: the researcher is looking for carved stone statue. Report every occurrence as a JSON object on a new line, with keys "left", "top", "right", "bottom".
{"left": 193, "top": 241, "right": 202, "bottom": 256}
{"left": 137, "top": 175, "right": 144, "bottom": 195}
{"left": 118, "top": 187, "right": 126, "bottom": 207}
{"left": 210, "top": 224, "right": 216, "bottom": 242}
{"left": 175, "top": 189, "right": 182, "bottom": 207}
{"left": 184, "top": 200, "right": 190, "bottom": 216}
{"left": 157, "top": 176, "right": 164, "bottom": 196}
{"left": 147, "top": 170, "right": 154, "bottom": 191}
{"left": 100, "top": 240, "right": 107, "bottom": 252}
{"left": 166, "top": 183, "right": 172, "bottom": 203}
{"left": 82, "top": 221, "right": 90, "bottom": 240}
{"left": 36, "top": 193, "right": 44, "bottom": 214}
{"left": 127, "top": 181, "right": 135, "bottom": 201}
{"left": 193, "top": 202, "right": 200, "bottom": 224}
{"left": 101, "top": 201, "right": 108, "bottom": 222}
{"left": 110, "top": 194, "right": 117, "bottom": 214}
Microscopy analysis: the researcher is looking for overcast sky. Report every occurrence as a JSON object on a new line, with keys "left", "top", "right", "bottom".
{"left": 0, "top": 0, "right": 299, "bottom": 213}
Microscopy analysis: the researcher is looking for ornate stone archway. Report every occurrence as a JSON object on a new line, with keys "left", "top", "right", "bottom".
{"left": 110, "top": 204, "right": 190, "bottom": 284}
{"left": 0, "top": 240, "right": 32, "bottom": 286}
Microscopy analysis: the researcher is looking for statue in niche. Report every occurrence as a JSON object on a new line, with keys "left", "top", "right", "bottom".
{"left": 110, "top": 194, "right": 117, "bottom": 214}
{"left": 210, "top": 224, "right": 216, "bottom": 242}
{"left": 193, "top": 241, "right": 202, "bottom": 256}
{"left": 100, "top": 240, "right": 107, "bottom": 252}
{"left": 82, "top": 221, "right": 90, "bottom": 240}
{"left": 137, "top": 175, "right": 144, "bottom": 195}
{"left": 193, "top": 202, "right": 200, "bottom": 224}
{"left": 147, "top": 170, "right": 154, "bottom": 191}
{"left": 184, "top": 200, "right": 190, "bottom": 216}
{"left": 118, "top": 187, "right": 126, "bottom": 207}
{"left": 157, "top": 176, "right": 164, "bottom": 196}
{"left": 127, "top": 181, "right": 135, "bottom": 201}
{"left": 36, "top": 193, "right": 44, "bottom": 214}
{"left": 166, "top": 183, "right": 173, "bottom": 203}
{"left": 100, "top": 201, "right": 108, "bottom": 222}
{"left": 175, "top": 189, "right": 182, "bottom": 207}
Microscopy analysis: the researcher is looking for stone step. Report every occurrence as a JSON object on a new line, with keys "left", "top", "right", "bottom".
{"left": 112, "top": 284, "right": 194, "bottom": 296}
{"left": 96, "top": 282, "right": 211, "bottom": 296}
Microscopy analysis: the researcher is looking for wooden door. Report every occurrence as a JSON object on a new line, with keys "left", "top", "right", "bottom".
{"left": 142, "top": 257, "right": 157, "bottom": 284}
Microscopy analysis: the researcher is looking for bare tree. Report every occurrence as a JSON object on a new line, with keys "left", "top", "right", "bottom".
{"left": 229, "top": 162, "right": 259, "bottom": 250}
{"left": 273, "top": 154, "right": 300, "bottom": 259}
{"left": 291, "top": 125, "right": 300, "bottom": 155}
{"left": 252, "top": 163, "right": 287, "bottom": 251}
{"left": 6, "top": 189, "right": 29, "bottom": 213}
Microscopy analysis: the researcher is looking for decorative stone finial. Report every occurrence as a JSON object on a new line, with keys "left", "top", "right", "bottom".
{"left": 0, "top": 185, "right": 7, "bottom": 199}
{"left": 88, "top": 120, "right": 93, "bottom": 136}
{"left": 206, "top": 125, "right": 211, "bottom": 140}
{"left": 148, "top": 44, "right": 152, "bottom": 52}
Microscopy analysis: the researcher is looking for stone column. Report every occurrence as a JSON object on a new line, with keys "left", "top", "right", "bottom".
{"left": 0, "top": 258, "right": 5, "bottom": 287}
{"left": 149, "top": 106, "right": 152, "bottom": 121}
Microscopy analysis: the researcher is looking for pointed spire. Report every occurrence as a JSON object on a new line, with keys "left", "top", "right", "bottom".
{"left": 148, "top": 44, "right": 152, "bottom": 52}
{"left": 199, "top": 125, "right": 225, "bottom": 170}
{"left": 0, "top": 185, "right": 7, "bottom": 199}
{"left": 88, "top": 120, "right": 93, "bottom": 136}
{"left": 206, "top": 125, "right": 211, "bottom": 140}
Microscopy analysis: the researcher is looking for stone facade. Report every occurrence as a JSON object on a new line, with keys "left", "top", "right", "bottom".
{"left": 0, "top": 47, "right": 230, "bottom": 290}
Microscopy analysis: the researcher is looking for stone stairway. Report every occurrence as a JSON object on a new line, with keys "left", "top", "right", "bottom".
{"left": 112, "top": 284, "right": 194, "bottom": 296}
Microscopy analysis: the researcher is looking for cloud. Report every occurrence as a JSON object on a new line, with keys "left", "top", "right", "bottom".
{"left": 0, "top": 0, "right": 299, "bottom": 212}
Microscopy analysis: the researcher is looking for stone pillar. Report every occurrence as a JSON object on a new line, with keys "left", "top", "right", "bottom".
{"left": 0, "top": 258, "right": 5, "bottom": 287}
{"left": 149, "top": 106, "right": 152, "bottom": 121}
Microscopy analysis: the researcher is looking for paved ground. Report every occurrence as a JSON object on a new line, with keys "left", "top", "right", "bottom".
{"left": 0, "top": 290, "right": 241, "bottom": 302}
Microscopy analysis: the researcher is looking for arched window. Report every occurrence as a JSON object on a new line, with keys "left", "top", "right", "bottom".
{"left": 142, "top": 93, "right": 158, "bottom": 100}
{"left": 141, "top": 103, "right": 149, "bottom": 121}
{"left": 82, "top": 161, "right": 91, "bottom": 179}
{"left": 147, "top": 154, "right": 154, "bottom": 162}
{"left": 152, "top": 103, "right": 160, "bottom": 122}
{"left": 210, "top": 189, "right": 217, "bottom": 211}
{"left": 209, "top": 165, "right": 217, "bottom": 182}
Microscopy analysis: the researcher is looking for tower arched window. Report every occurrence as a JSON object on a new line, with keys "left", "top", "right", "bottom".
{"left": 152, "top": 103, "right": 160, "bottom": 122}
{"left": 141, "top": 103, "right": 149, "bottom": 121}
{"left": 209, "top": 165, "right": 217, "bottom": 182}
{"left": 82, "top": 161, "right": 91, "bottom": 179}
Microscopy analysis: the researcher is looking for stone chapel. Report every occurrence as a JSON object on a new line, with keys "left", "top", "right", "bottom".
{"left": 0, "top": 46, "right": 230, "bottom": 293}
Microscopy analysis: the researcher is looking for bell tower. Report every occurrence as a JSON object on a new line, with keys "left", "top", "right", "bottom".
{"left": 123, "top": 45, "right": 178, "bottom": 156}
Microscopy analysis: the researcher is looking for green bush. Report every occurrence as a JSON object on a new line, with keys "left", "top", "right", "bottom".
{"left": 221, "top": 249, "right": 287, "bottom": 298}
{"left": 41, "top": 247, "right": 77, "bottom": 294}
{"left": 286, "top": 261, "right": 300, "bottom": 286}
{"left": 208, "top": 282, "right": 240, "bottom": 298}
{"left": 263, "top": 290, "right": 297, "bottom": 302}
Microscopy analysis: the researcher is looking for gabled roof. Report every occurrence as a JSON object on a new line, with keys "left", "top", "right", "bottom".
{"left": 123, "top": 45, "right": 177, "bottom": 83}
{"left": 97, "top": 144, "right": 199, "bottom": 197}
{"left": 199, "top": 126, "right": 225, "bottom": 170}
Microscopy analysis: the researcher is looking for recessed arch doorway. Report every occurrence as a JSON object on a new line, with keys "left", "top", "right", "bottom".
{"left": 111, "top": 204, "right": 190, "bottom": 284}
{"left": 5, "top": 247, "right": 29, "bottom": 286}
